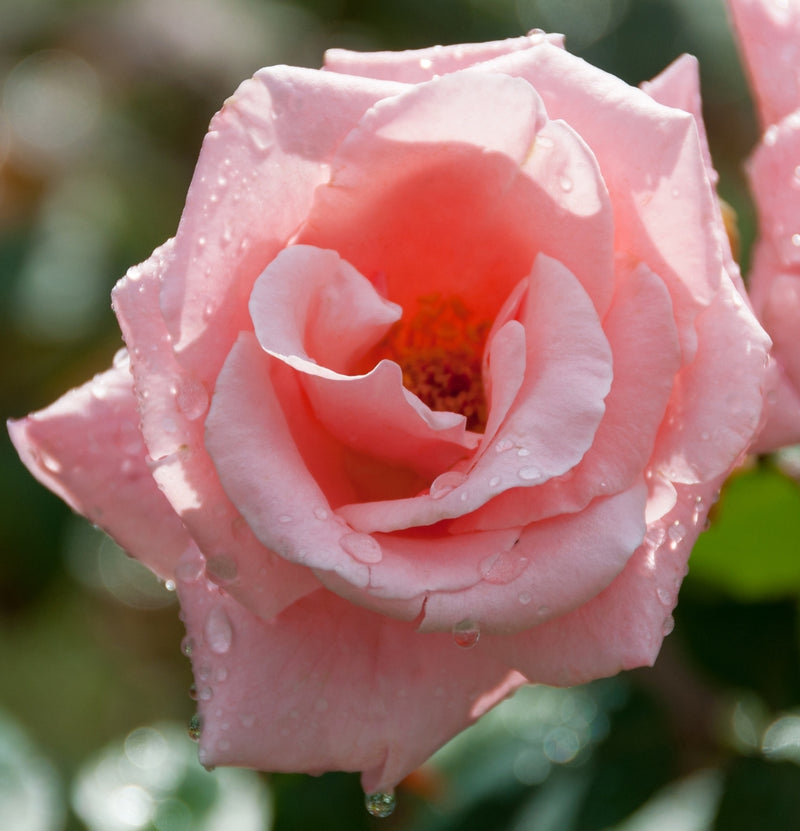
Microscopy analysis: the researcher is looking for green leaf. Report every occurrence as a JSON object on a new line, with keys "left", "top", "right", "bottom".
{"left": 688, "top": 467, "right": 800, "bottom": 600}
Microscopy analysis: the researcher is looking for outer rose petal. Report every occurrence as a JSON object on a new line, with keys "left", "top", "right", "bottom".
{"left": 177, "top": 570, "right": 524, "bottom": 793}
{"left": 160, "top": 65, "right": 407, "bottom": 378}
{"left": 323, "top": 31, "right": 564, "bottom": 83}
{"left": 727, "top": 0, "right": 800, "bottom": 127}
{"left": 8, "top": 361, "right": 189, "bottom": 579}
{"left": 113, "top": 244, "right": 320, "bottom": 621}
{"left": 489, "top": 478, "right": 723, "bottom": 686}
{"left": 478, "top": 41, "right": 724, "bottom": 359}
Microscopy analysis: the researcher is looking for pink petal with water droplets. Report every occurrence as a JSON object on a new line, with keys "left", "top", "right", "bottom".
{"left": 113, "top": 244, "right": 320, "bottom": 621}
{"left": 178, "top": 580, "right": 524, "bottom": 793}
{"left": 323, "top": 31, "right": 563, "bottom": 83}
{"left": 8, "top": 362, "right": 188, "bottom": 579}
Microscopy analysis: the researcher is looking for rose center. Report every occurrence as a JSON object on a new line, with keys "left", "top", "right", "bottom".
{"left": 377, "top": 293, "right": 490, "bottom": 432}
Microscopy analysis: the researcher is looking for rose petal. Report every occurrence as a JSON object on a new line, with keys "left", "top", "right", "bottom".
{"left": 488, "top": 478, "right": 724, "bottom": 686}
{"left": 8, "top": 361, "right": 188, "bottom": 579}
{"left": 653, "top": 272, "right": 769, "bottom": 484}
{"left": 113, "top": 244, "right": 320, "bottom": 620}
{"left": 479, "top": 41, "right": 724, "bottom": 358}
{"left": 456, "top": 262, "right": 680, "bottom": 530}
{"left": 297, "top": 70, "right": 615, "bottom": 325}
{"left": 417, "top": 481, "right": 647, "bottom": 635}
{"left": 748, "top": 119, "right": 800, "bottom": 270}
{"left": 249, "top": 245, "right": 477, "bottom": 480}
{"left": 324, "top": 31, "right": 564, "bottom": 83}
{"left": 339, "top": 254, "right": 612, "bottom": 533}
{"left": 177, "top": 578, "right": 524, "bottom": 793}
{"left": 159, "top": 65, "right": 407, "bottom": 378}
{"left": 727, "top": 0, "right": 800, "bottom": 128}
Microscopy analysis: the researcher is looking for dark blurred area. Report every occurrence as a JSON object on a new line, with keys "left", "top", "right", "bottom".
{"left": 3, "top": 1, "right": 800, "bottom": 830}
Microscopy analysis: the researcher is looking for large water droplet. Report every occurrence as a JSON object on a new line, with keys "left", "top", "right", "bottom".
{"left": 341, "top": 532, "right": 382, "bottom": 564}
{"left": 205, "top": 606, "right": 233, "bottom": 654}
{"left": 429, "top": 470, "right": 468, "bottom": 499}
{"left": 365, "top": 792, "right": 396, "bottom": 818}
{"left": 453, "top": 618, "right": 480, "bottom": 649}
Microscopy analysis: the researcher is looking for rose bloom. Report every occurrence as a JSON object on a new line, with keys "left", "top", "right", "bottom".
{"left": 726, "top": 0, "right": 800, "bottom": 450}
{"left": 10, "top": 33, "right": 770, "bottom": 796}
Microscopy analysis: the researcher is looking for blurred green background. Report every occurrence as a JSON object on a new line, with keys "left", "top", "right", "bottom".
{"left": 2, "top": 0, "right": 800, "bottom": 829}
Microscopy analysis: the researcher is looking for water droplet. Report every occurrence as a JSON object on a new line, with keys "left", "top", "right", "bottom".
{"left": 239, "top": 713, "right": 256, "bottom": 728}
{"left": 656, "top": 587, "right": 671, "bottom": 605}
{"left": 419, "top": 57, "right": 433, "bottom": 70}
{"left": 537, "top": 604, "right": 550, "bottom": 617}
{"left": 452, "top": 618, "right": 480, "bottom": 649}
{"left": 188, "top": 714, "right": 202, "bottom": 741}
{"left": 313, "top": 507, "right": 329, "bottom": 520}
{"left": 559, "top": 175, "right": 573, "bottom": 192}
{"left": 198, "top": 686, "right": 213, "bottom": 701}
{"left": 495, "top": 438, "right": 513, "bottom": 453}
{"left": 518, "top": 466, "right": 544, "bottom": 482}
{"left": 176, "top": 378, "right": 209, "bottom": 420}
{"left": 662, "top": 615, "right": 675, "bottom": 636}
{"left": 205, "top": 606, "right": 233, "bottom": 654}
{"left": 206, "top": 554, "right": 238, "bottom": 583}
{"left": 341, "top": 532, "right": 382, "bottom": 564}
{"left": 365, "top": 792, "right": 396, "bottom": 818}
{"left": 667, "top": 521, "right": 685, "bottom": 551}
{"left": 189, "top": 683, "right": 198, "bottom": 700}
{"left": 202, "top": 301, "right": 215, "bottom": 321}
{"left": 536, "top": 134, "right": 554, "bottom": 149}
{"left": 164, "top": 579, "right": 176, "bottom": 592}
{"left": 518, "top": 592, "right": 532, "bottom": 605}
{"left": 278, "top": 514, "right": 292, "bottom": 523}
{"left": 479, "top": 551, "right": 529, "bottom": 584}
{"left": 489, "top": 475, "right": 501, "bottom": 488}
{"left": 180, "top": 636, "right": 195, "bottom": 657}
{"left": 765, "top": 125, "right": 779, "bottom": 146}
{"left": 517, "top": 447, "right": 530, "bottom": 457}
{"left": 38, "top": 450, "right": 62, "bottom": 474}
{"left": 430, "top": 470, "right": 468, "bottom": 499}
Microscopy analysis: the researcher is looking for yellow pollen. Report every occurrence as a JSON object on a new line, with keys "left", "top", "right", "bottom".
{"left": 378, "top": 293, "right": 490, "bottom": 431}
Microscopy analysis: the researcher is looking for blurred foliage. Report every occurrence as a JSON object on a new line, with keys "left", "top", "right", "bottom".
{"left": 1, "top": 0, "right": 799, "bottom": 829}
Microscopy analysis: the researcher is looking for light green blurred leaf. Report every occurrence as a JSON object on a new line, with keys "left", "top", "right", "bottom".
{"left": 688, "top": 467, "right": 800, "bottom": 600}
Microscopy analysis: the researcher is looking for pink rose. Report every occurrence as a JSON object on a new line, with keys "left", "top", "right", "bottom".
{"left": 727, "top": 0, "right": 800, "bottom": 450}
{"left": 9, "top": 33, "right": 770, "bottom": 798}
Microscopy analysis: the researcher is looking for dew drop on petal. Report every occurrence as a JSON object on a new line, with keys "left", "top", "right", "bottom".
{"left": 495, "top": 438, "right": 513, "bottom": 453}
{"left": 176, "top": 377, "right": 209, "bottom": 420}
{"left": 180, "top": 636, "right": 195, "bottom": 657}
{"left": 188, "top": 714, "right": 202, "bottom": 741}
{"left": 430, "top": 470, "right": 468, "bottom": 499}
{"left": 313, "top": 507, "right": 329, "bottom": 520}
{"left": 205, "top": 606, "right": 233, "bottom": 655}
{"left": 559, "top": 175, "right": 573, "bottom": 192}
{"left": 656, "top": 587, "right": 671, "bottom": 605}
{"left": 365, "top": 792, "right": 396, "bottom": 818}
{"left": 662, "top": 615, "right": 675, "bottom": 636}
{"left": 341, "top": 532, "right": 382, "bottom": 564}
{"left": 518, "top": 466, "right": 544, "bottom": 482}
{"left": 39, "top": 450, "right": 62, "bottom": 474}
{"left": 452, "top": 618, "right": 480, "bottom": 649}
{"left": 518, "top": 592, "right": 532, "bottom": 605}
